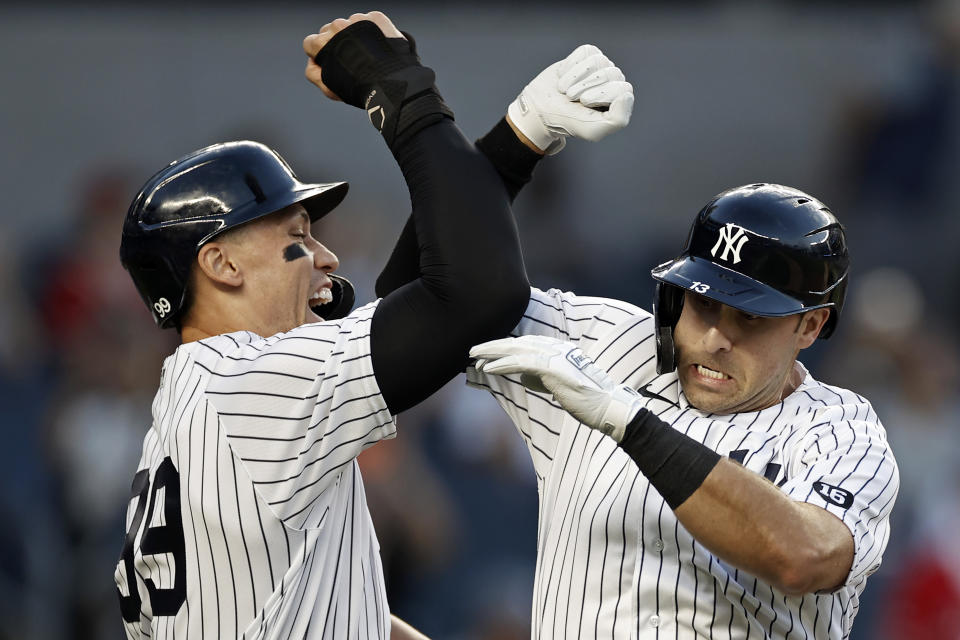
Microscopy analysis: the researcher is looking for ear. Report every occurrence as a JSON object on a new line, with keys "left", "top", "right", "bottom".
{"left": 796, "top": 309, "right": 830, "bottom": 349}
{"left": 196, "top": 241, "right": 244, "bottom": 288}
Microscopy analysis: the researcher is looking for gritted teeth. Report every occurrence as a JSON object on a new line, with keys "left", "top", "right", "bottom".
{"left": 696, "top": 364, "right": 729, "bottom": 380}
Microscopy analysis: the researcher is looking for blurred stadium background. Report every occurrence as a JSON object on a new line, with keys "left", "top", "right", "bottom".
{"left": 1, "top": 1, "right": 958, "bottom": 638}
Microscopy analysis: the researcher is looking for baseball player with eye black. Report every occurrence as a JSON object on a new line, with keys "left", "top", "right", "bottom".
{"left": 112, "top": 10, "right": 634, "bottom": 640}
{"left": 380, "top": 83, "right": 899, "bottom": 636}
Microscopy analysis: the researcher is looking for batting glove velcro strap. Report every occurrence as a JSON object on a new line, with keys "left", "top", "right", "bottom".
{"left": 315, "top": 21, "right": 454, "bottom": 148}
{"left": 470, "top": 335, "right": 645, "bottom": 442}
{"left": 507, "top": 44, "right": 634, "bottom": 154}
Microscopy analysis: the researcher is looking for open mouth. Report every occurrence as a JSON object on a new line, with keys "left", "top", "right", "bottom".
{"left": 695, "top": 364, "right": 730, "bottom": 381}
{"left": 309, "top": 288, "right": 333, "bottom": 307}
{"left": 307, "top": 286, "right": 333, "bottom": 319}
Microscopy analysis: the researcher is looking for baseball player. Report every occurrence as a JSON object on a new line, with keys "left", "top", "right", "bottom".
{"left": 112, "top": 11, "right": 633, "bottom": 640}
{"left": 458, "top": 183, "right": 899, "bottom": 638}
{"left": 378, "top": 87, "right": 898, "bottom": 635}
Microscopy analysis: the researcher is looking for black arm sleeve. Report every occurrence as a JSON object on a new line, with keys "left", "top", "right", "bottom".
{"left": 475, "top": 116, "right": 545, "bottom": 201}
{"left": 371, "top": 119, "right": 530, "bottom": 414}
{"left": 375, "top": 116, "right": 543, "bottom": 298}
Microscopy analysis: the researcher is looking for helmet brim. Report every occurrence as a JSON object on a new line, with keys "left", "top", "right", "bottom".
{"left": 297, "top": 181, "right": 349, "bottom": 223}
{"left": 190, "top": 181, "right": 350, "bottom": 246}
{"left": 651, "top": 255, "right": 831, "bottom": 317}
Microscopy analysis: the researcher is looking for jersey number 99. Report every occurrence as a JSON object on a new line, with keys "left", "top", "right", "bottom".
{"left": 116, "top": 457, "right": 187, "bottom": 623}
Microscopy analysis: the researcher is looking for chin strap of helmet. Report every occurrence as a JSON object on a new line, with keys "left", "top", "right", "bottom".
{"left": 653, "top": 282, "right": 684, "bottom": 375}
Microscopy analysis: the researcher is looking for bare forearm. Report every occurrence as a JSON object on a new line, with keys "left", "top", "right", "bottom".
{"left": 391, "top": 615, "right": 430, "bottom": 640}
{"left": 505, "top": 114, "right": 547, "bottom": 154}
{"left": 617, "top": 409, "right": 854, "bottom": 595}
{"left": 674, "top": 459, "right": 854, "bottom": 594}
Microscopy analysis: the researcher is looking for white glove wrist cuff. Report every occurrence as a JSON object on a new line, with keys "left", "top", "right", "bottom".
{"left": 508, "top": 95, "right": 565, "bottom": 155}
{"left": 597, "top": 385, "right": 644, "bottom": 443}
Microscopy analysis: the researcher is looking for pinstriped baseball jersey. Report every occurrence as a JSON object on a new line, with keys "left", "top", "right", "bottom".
{"left": 114, "top": 301, "right": 395, "bottom": 640}
{"left": 467, "top": 287, "right": 898, "bottom": 639}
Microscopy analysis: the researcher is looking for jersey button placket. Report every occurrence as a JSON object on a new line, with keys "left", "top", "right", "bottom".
{"left": 653, "top": 538, "right": 664, "bottom": 552}
{"left": 650, "top": 614, "right": 661, "bottom": 628}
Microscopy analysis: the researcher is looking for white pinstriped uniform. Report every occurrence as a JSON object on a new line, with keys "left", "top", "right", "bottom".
{"left": 114, "top": 301, "right": 395, "bottom": 640}
{"left": 467, "top": 288, "right": 899, "bottom": 640}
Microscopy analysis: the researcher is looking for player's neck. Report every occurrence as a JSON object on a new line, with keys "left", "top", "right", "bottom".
{"left": 179, "top": 305, "right": 261, "bottom": 343}
{"left": 180, "top": 325, "right": 218, "bottom": 344}
{"left": 779, "top": 361, "right": 805, "bottom": 401}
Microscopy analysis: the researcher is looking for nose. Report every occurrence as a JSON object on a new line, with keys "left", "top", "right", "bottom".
{"left": 313, "top": 242, "right": 339, "bottom": 272}
{"left": 701, "top": 324, "right": 732, "bottom": 354}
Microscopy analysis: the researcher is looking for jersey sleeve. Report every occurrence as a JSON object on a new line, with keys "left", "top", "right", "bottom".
{"left": 203, "top": 302, "right": 397, "bottom": 530}
{"left": 466, "top": 287, "right": 646, "bottom": 480}
{"left": 782, "top": 402, "right": 900, "bottom": 587}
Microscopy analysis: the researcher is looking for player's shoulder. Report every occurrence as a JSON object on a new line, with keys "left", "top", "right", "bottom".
{"left": 189, "top": 300, "right": 381, "bottom": 378}
{"left": 262, "top": 299, "right": 379, "bottom": 350}
{"left": 789, "top": 376, "right": 899, "bottom": 480}
{"left": 792, "top": 369, "right": 889, "bottom": 444}
{"left": 796, "top": 374, "right": 877, "bottom": 420}
{"left": 529, "top": 286, "right": 650, "bottom": 324}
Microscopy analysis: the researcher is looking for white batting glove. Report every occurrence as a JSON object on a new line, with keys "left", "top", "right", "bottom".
{"left": 470, "top": 335, "right": 643, "bottom": 442}
{"left": 507, "top": 44, "right": 634, "bottom": 155}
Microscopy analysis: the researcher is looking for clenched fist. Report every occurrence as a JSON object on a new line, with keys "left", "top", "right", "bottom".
{"left": 303, "top": 11, "right": 404, "bottom": 101}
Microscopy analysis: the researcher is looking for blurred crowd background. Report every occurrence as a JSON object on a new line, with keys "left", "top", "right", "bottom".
{"left": 2, "top": 1, "right": 959, "bottom": 638}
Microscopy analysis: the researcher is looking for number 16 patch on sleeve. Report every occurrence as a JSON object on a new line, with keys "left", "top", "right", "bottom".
{"left": 813, "top": 481, "right": 854, "bottom": 509}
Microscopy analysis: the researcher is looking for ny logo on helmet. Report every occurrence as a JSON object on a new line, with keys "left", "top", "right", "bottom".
{"left": 710, "top": 223, "right": 749, "bottom": 264}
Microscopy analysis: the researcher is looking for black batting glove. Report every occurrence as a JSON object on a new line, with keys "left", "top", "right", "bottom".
{"left": 314, "top": 22, "right": 454, "bottom": 149}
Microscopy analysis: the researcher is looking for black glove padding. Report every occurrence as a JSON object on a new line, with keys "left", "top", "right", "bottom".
{"left": 310, "top": 274, "right": 356, "bottom": 321}
{"left": 314, "top": 21, "right": 454, "bottom": 148}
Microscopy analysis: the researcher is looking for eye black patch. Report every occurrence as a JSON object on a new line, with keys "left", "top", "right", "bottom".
{"left": 283, "top": 243, "right": 309, "bottom": 262}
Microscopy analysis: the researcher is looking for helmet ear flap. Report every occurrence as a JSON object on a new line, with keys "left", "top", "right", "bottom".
{"left": 123, "top": 251, "right": 189, "bottom": 329}
{"left": 654, "top": 283, "right": 684, "bottom": 374}
{"left": 817, "top": 275, "right": 847, "bottom": 340}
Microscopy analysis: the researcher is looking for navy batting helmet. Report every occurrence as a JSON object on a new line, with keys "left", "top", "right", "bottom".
{"left": 651, "top": 183, "right": 849, "bottom": 374}
{"left": 120, "top": 141, "right": 352, "bottom": 329}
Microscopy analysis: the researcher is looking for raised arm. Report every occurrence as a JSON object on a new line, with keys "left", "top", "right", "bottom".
{"left": 305, "top": 13, "right": 530, "bottom": 414}
{"left": 375, "top": 44, "right": 634, "bottom": 299}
